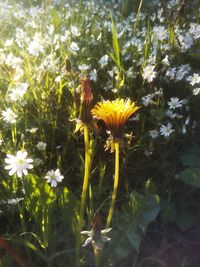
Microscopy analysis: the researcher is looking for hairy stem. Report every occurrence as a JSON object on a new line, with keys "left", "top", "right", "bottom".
{"left": 106, "top": 141, "right": 119, "bottom": 228}
{"left": 76, "top": 125, "right": 90, "bottom": 267}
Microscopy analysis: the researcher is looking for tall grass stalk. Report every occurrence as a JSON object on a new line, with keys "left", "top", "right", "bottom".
{"left": 106, "top": 141, "right": 120, "bottom": 228}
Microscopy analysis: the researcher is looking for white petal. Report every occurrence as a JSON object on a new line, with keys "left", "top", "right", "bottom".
{"left": 51, "top": 180, "right": 57, "bottom": 187}
{"left": 9, "top": 168, "right": 17, "bottom": 176}
{"left": 17, "top": 151, "right": 23, "bottom": 158}
{"left": 26, "top": 159, "right": 33, "bottom": 163}
{"left": 6, "top": 154, "right": 15, "bottom": 159}
{"left": 5, "top": 165, "right": 13, "bottom": 170}
{"left": 17, "top": 170, "right": 23, "bottom": 178}
{"left": 81, "top": 230, "right": 91, "bottom": 235}
{"left": 27, "top": 164, "right": 33, "bottom": 169}
{"left": 56, "top": 175, "right": 64, "bottom": 182}
{"left": 5, "top": 158, "right": 14, "bottom": 164}
{"left": 22, "top": 151, "right": 27, "bottom": 158}
{"left": 82, "top": 237, "right": 92, "bottom": 247}
{"left": 23, "top": 169, "right": 28, "bottom": 175}
{"left": 101, "top": 228, "right": 112, "bottom": 234}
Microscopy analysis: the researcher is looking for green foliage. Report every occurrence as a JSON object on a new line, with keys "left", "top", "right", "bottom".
{"left": 107, "top": 191, "right": 159, "bottom": 262}
{"left": 0, "top": 0, "right": 200, "bottom": 266}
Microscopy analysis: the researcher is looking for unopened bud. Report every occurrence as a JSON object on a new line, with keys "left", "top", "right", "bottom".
{"left": 80, "top": 77, "right": 93, "bottom": 104}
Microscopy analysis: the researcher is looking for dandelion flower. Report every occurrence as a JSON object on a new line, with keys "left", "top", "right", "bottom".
{"left": 5, "top": 151, "right": 33, "bottom": 177}
{"left": 92, "top": 98, "right": 140, "bottom": 139}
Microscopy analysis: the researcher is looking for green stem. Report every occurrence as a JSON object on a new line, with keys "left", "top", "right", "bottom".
{"left": 106, "top": 141, "right": 119, "bottom": 228}
{"left": 11, "top": 124, "right": 17, "bottom": 146}
{"left": 80, "top": 125, "right": 90, "bottom": 226}
{"left": 94, "top": 247, "right": 100, "bottom": 267}
{"left": 76, "top": 125, "right": 90, "bottom": 267}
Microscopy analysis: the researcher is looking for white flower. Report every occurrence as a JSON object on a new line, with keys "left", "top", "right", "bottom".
{"left": 9, "top": 83, "right": 29, "bottom": 101}
{"left": 1, "top": 108, "right": 17, "bottom": 124}
{"left": 81, "top": 228, "right": 112, "bottom": 251}
{"left": 90, "top": 69, "right": 97, "bottom": 81}
{"left": 4, "top": 151, "right": 33, "bottom": 177}
{"left": 141, "top": 94, "right": 153, "bottom": 106}
{"left": 149, "top": 130, "right": 159, "bottom": 139}
{"left": 0, "top": 139, "right": 2, "bottom": 146}
{"left": 45, "top": 169, "right": 64, "bottom": 187}
{"left": 4, "top": 38, "right": 14, "bottom": 47}
{"left": 70, "top": 42, "right": 79, "bottom": 53}
{"left": 153, "top": 25, "right": 168, "bottom": 41}
{"left": 55, "top": 75, "right": 62, "bottom": 83}
{"left": 78, "top": 64, "right": 90, "bottom": 72}
{"left": 28, "top": 33, "right": 44, "bottom": 56}
{"left": 162, "top": 55, "right": 170, "bottom": 66}
{"left": 166, "top": 67, "right": 176, "bottom": 80}
{"left": 189, "top": 23, "right": 200, "bottom": 39}
{"left": 160, "top": 122, "right": 175, "bottom": 137}
{"left": 187, "top": 73, "right": 200, "bottom": 86}
{"left": 178, "top": 33, "right": 193, "bottom": 52}
{"left": 142, "top": 65, "right": 157, "bottom": 83}
{"left": 34, "top": 158, "right": 43, "bottom": 166}
{"left": 71, "top": 25, "right": 80, "bottom": 36}
{"left": 99, "top": 55, "right": 109, "bottom": 67}
{"left": 167, "top": 97, "right": 183, "bottom": 110}
{"left": 192, "top": 88, "right": 200, "bottom": 95}
{"left": 36, "top": 142, "right": 47, "bottom": 151}
{"left": 27, "top": 127, "right": 38, "bottom": 134}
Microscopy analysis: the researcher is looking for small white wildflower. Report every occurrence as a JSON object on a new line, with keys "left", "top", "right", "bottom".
{"left": 149, "top": 130, "right": 159, "bottom": 139}
{"left": 55, "top": 75, "right": 62, "bottom": 83}
{"left": 71, "top": 25, "right": 80, "bottom": 36}
{"left": 162, "top": 55, "right": 170, "bottom": 66}
{"left": 1, "top": 108, "right": 17, "bottom": 124}
{"left": 78, "top": 64, "right": 90, "bottom": 72}
{"left": 0, "top": 139, "right": 2, "bottom": 146}
{"left": 141, "top": 94, "right": 153, "bottom": 106}
{"left": 142, "top": 65, "right": 157, "bottom": 83}
{"left": 9, "top": 83, "right": 29, "bottom": 101}
{"left": 187, "top": 73, "right": 200, "bottom": 86}
{"left": 153, "top": 25, "right": 168, "bottom": 41}
{"left": 4, "top": 38, "right": 14, "bottom": 47}
{"left": 99, "top": 55, "right": 109, "bottom": 67}
{"left": 70, "top": 42, "right": 79, "bottom": 53}
{"left": 178, "top": 34, "right": 193, "bottom": 52}
{"left": 166, "top": 67, "right": 176, "bottom": 80}
{"left": 4, "top": 151, "right": 33, "bottom": 177}
{"left": 160, "top": 122, "right": 175, "bottom": 137}
{"left": 81, "top": 228, "right": 112, "bottom": 251}
{"left": 28, "top": 33, "right": 44, "bottom": 56}
{"left": 90, "top": 69, "right": 97, "bottom": 81}
{"left": 192, "top": 88, "right": 200, "bottom": 95}
{"left": 167, "top": 97, "right": 183, "bottom": 110}
{"left": 27, "top": 128, "right": 38, "bottom": 134}
{"left": 45, "top": 169, "right": 64, "bottom": 187}
{"left": 36, "top": 142, "right": 47, "bottom": 151}
{"left": 34, "top": 158, "right": 43, "bottom": 166}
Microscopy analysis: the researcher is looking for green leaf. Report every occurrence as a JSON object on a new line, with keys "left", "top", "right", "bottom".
{"left": 178, "top": 167, "right": 200, "bottom": 188}
{"left": 180, "top": 154, "right": 200, "bottom": 168}
{"left": 111, "top": 17, "right": 120, "bottom": 69}
{"left": 110, "top": 191, "right": 160, "bottom": 261}
{"left": 176, "top": 211, "right": 195, "bottom": 231}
